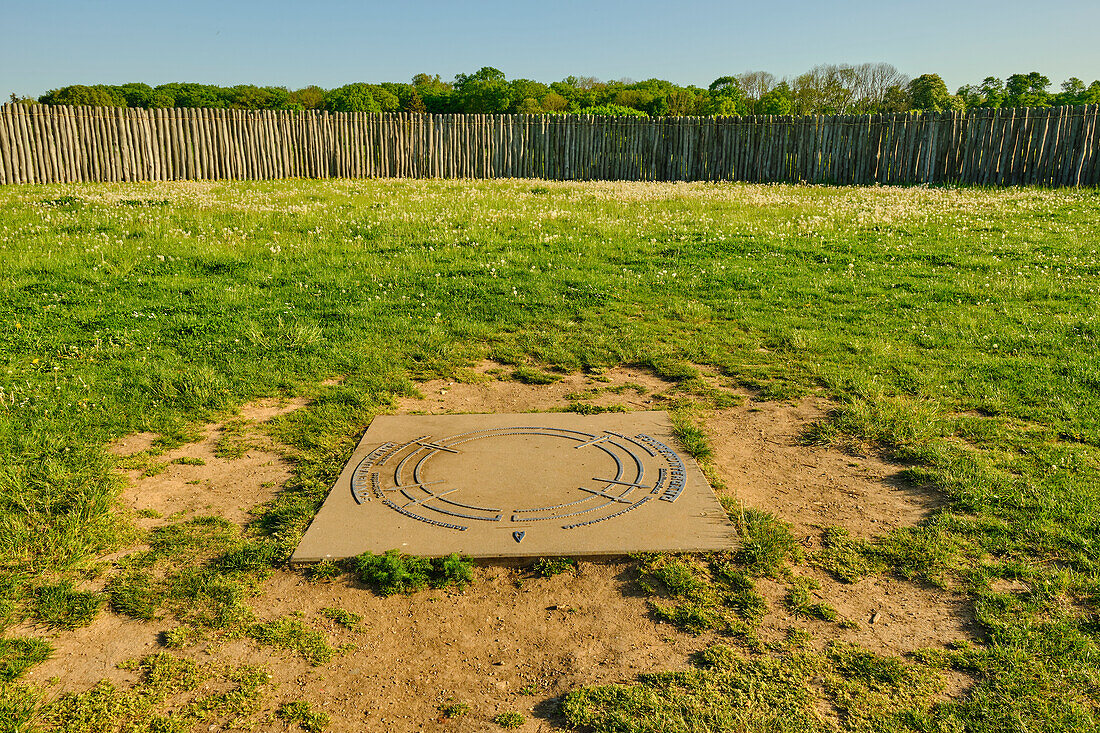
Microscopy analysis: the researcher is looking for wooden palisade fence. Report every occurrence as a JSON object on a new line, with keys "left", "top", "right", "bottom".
{"left": 1, "top": 104, "right": 1098, "bottom": 187}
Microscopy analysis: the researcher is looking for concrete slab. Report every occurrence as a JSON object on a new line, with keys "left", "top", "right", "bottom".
{"left": 291, "top": 411, "right": 736, "bottom": 561}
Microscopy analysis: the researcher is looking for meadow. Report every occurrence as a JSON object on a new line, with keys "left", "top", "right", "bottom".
{"left": 0, "top": 177, "right": 1099, "bottom": 731}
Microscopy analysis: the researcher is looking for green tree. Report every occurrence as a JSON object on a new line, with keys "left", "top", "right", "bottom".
{"left": 576, "top": 104, "right": 647, "bottom": 117}
{"left": 790, "top": 65, "right": 856, "bottom": 114}
{"left": 371, "top": 86, "right": 401, "bottom": 112}
{"left": 405, "top": 89, "right": 427, "bottom": 113}
{"left": 412, "top": 74, "right": 454, "bottom": 113}
{"left": 702, "top": 76, "right": 745, "bottom": 116}
{"left": 908, "top": 73, "right": 950, "bottom": 111}
{"left": 154, "top": 83, "right": 224, "bottom": 108}
{"left": 454, "top": 67, "right": 513, "bottom": 113}
{"left": 116, "top": 83, "right": 158, "bottom": 108}
{"left": 665, "top": 89, "right": 698, "bottom": 115}
{"left": 226, "top": 85, "right": 288, "bottom": 110}
{"left": 880, "top": 84, "right": 912, "bottom": 112}
{"left": 325, "top": 84, "right": 380, "bottom": 113}
{"left": 540, "top": 92, "right": 569, "bottom": 112}
{"left": 757, "top": 83, "right": 792, "bottom": 115}
{"left": 509, "top": 79, "right": 549, "bottom": 111}
{"left": 288, "top": 86, "right": 326, "bottom": 110}
{"left": 549, "top": 79, "right": 600, "bottom": 111}
{"left": 38, "top": 84, "right": 125, "bottom": 107}
{"left": 1003, "top": 72, "right": 1051, "bottom": 107}
{"left": 1053, "top": 77, "right": 1100, "bottom": 106}
{"left": 612, "top": 89, "right": 654, "bottom": 112}
{"left": 515, "top": 97, "right": 543, "bottom": 114}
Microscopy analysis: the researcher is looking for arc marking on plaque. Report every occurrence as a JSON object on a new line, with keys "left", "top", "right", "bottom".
{"left": 605, "top": 431, "right": 657, "bottom": 457}
{"left": 510, "top": 500, "right": 615, "bottom": 522}
{"left": 636, "top": 434, "right": 687, "bottom": 502}
{"left": 414, "top": 440, "right": 460, "bottom": 453}
{"left": 367, "top": 425, "right": 671, "bottom": 530}
{"left": 381, "top": 480, "right": 445, "bottom": 493}
{"left": 400, "top": 488, "right": 458, "bottom": 508}
{"left": 426, "top": 504, "right": 503, "bottom": 522}
{"left": 577, "top": 486, "right": 635, "bottom": 504}
{"left": 563, "top": 496, "right": 651, "bottom": 529}
{"left": 381, "top": 498, "right": 467, "bottom": 531}
{"left": 592, "top": 477, "right": 651, "bottom": 489}
{"left": 511, "top": 495, "right": 594, "bottom": 513}
{"left": 350, "top": 442, "right": 398, "bottom": 504}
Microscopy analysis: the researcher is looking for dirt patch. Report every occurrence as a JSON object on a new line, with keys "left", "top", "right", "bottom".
{"left": 754, "top": 569, "right": 974, "bottom": 695}
{"left": 19, "top": 615, "right": 173, "bottom": 691}
{"left": 398, "top": 362, "right": 672, "bottom": 415}
{"left": 30, "top": 365, "right": 970, "bottom": 730}
{"left": 242, "top": 563, "right": 702, "bottom": 732}
{"left": 107, "top": 431, "right": 159, "bottom": 456}
{"left": 117, "top": 430, "right": 290, "bottom": 528}
{"left": 112, "top": 398, "right": 307, "bottom": 527}
{"left": 238, "top": 396, "right": 312, "bottom": 423}
{"left": 707, "top": 398, "right": 940, "bottom": 541}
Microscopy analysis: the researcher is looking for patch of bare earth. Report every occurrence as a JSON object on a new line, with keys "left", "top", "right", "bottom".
{"left": 36, "top": 367, "right": 973, "bottom": 730}
{"left": 111, "top": 397, "right": 307, "bottom": 527}
{"left": 707, "top": 394, "right": 941, "bottom": 541}
{"left": 753, "top": 570, "right": 974, "bottom": 696}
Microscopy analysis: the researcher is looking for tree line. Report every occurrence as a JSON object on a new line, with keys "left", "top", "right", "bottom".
{"left": 17, "top": 65, "right": 1100, "bottom": 117}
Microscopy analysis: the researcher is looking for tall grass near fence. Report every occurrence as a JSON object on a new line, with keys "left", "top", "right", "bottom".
{"left": 1, "top": 105, "right": 1099, "bottom": 187}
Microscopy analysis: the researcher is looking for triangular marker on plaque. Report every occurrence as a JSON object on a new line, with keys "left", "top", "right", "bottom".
{"left": 513, "top": 531, "right": 525, "bottom": 543}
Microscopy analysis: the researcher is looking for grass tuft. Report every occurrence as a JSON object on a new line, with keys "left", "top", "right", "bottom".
{"left": 320, "top": 607, "right": 361, "bottom": 631}
{"left": 351, "top": 551, "right": 473, "bottom": 596}
{"left": 532, "top": 557, "right": 578, "bottom": 577}
{"left": 670, "top": 412, "right": 713, "bottom": 460}
{"left": 32, "top": 582, "right": 104, "bottom": 629}
{"left": 438, "top": 700, "right": 470, "bottom": 719}
{"left": 784, "top": 578, "right": 839, "bottom": 622}
{"left": 276, "top": 700, "right": 330, "bottom": 732}
{"left": 0, "top": 637, "right": 52, "bottom": 682}
{"left": 813, "top": 526, "right": 887, "bottom": 583}
{"left": 511, "top": 366, "right": 561, "bottom": 385}
{"left": 492, "top": 711, "right": 525, "bottom": 728}
{"left": 248, "top": 616, "right": 334, "bottom": 666}
{"left": 724, "top": 505, "right": 802, "bottom": 577}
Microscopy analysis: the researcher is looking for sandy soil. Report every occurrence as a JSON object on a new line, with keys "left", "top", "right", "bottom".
{"left": 111, "top": 397, "right": 307, "bottom": 528}
{"left": 26, "top": 364, "right": 974, "bottom": 731}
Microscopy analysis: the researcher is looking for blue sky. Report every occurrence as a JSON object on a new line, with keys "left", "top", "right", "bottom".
{"left": 3, "top": 0, "right": 1098, "bottom": 97}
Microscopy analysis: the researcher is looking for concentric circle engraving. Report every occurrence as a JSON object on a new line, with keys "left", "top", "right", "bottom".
{"left": 349, "top": 426, "right": 689, "bottom": 542}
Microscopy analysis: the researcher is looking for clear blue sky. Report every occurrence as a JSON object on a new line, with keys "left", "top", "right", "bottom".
{"left": 3, "top": 0, "right": 1098, "bottom": 97}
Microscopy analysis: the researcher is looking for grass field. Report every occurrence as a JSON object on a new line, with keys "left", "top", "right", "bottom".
{"left": 1, "top": 177, "right": 1099, "bottom": 731}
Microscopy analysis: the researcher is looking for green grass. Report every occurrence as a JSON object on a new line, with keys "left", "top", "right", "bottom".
{"left": 532, "top": 557, "right": 578, "bottom": 577}
{"left": 438, "top": 700, "right": 470, "bottom": 719}
{"left": 724, "top": 505, "right": 803, "bottom": 577}
{"left": 635, "top": 552, "right": 768, "bottom": 637}
{"left": 320, "top": 606, "right": 361, "bottom": 631}
{"left": 492, "top": 711, "right": 526, "bottom": 728}
{"left": 511, "top": 365, "right": 562, "bottom": 384}
{"left": 247, "top": 616, "right": 334, "bottom": 666}
{"left": 276, "top": 700, "right": 330, "bottom": 732}
{"left": 0, "top": 636, "right": 51, "bottom": 681}
{"left": 1, "top": 178, "right": 1100, "bottom": 729}
{"left": 26, "top": 652, "right": 272, "bottom": 733}
{"left": 563, "top": 641, "right": 951, "bottom": 733}
{"left": 31, "top": 581, "right": 104, "bottom": 629}
{"left": 351, "top": 550, "right": 473, "bottom": 595}
{"left": 783, "top": 577, "right": 840, "bottom": 622}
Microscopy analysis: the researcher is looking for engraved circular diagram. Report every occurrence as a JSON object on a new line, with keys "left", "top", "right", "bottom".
{"left": 349, "top": 425, "right": 687, "bottom": 543}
